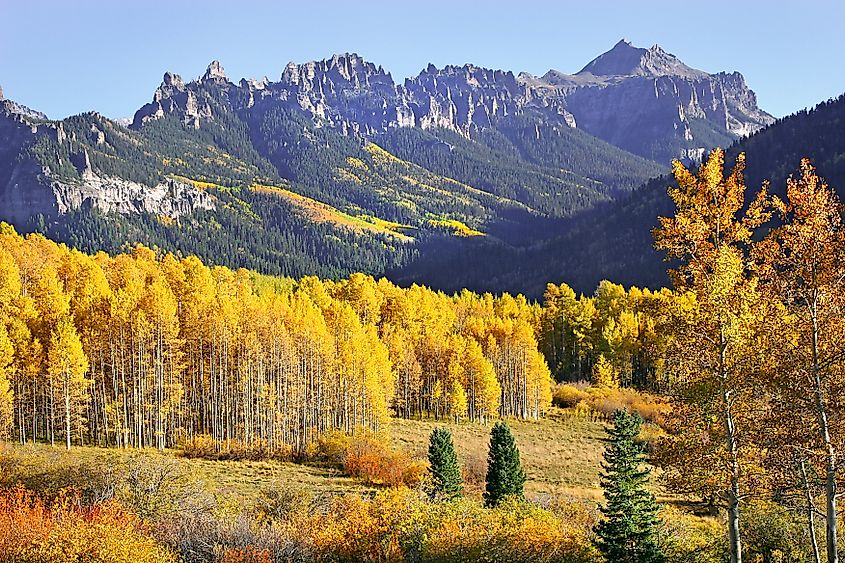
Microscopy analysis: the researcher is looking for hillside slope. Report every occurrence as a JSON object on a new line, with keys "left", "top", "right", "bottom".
{"left": 494, "top": 93, "right": 845, "bottom": 295}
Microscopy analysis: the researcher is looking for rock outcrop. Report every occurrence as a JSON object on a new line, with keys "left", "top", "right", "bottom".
{"left": 0, "top": 102, "right": 215, "bottom": 223}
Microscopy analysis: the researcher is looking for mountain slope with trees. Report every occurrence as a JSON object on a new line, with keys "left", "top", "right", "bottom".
{"left": 0, "top": 42, "right": 774, "bottom": 292}
{"left": 413, "top": 92, "right": 845, "bottom": 296}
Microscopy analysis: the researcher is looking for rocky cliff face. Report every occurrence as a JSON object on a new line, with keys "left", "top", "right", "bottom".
{"left": 131, "top": 41, "right": 771, "bottom": 165}
{"left": 0, "top": 104, "right": 214, "bottom": 224}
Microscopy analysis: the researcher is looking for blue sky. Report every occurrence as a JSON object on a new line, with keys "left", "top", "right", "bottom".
{"left": 1, "top": 0, "right": 843, "bottom": 120}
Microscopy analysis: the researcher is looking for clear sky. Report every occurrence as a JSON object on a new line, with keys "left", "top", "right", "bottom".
{"left": 1, "top": 0, "right": 843, "bottom": 120}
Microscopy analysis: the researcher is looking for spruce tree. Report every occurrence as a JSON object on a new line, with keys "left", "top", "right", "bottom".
{"left": 595, "top": 410, "right": 664, "bottom": 563}
{"left": 428, "top": 427, "right": 463, "bottom": 500}
{"left": 484, "top": 421, "right": 525, "bottom": 507}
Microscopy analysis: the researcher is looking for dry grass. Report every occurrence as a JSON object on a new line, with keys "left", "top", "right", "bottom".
{"left": 0, "top": 442, "right": 370, "bottom": 508}
{"left": 2, "top": 408, "right": 619, "bottom": 504}
{"left": 390, "top": 407, "right": 608, "bottom": 500}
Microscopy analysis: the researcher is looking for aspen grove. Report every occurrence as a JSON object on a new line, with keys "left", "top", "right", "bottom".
{"left": 0, "top": 224, "right": 553, "bottom": 453}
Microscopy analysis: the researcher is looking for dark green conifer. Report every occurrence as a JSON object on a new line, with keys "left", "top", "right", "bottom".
{"left": 594, "top": 409, "right": 664, "bottom": 563}
{"left": 428, "top": 427, "right": 463, "bottom": 500}
{"left": 484, "top": 421, "right": 525, "bottom": 507}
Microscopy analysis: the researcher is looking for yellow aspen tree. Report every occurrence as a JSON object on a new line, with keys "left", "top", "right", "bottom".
{"left": 592, "top": 354, "right": 619, "bottom": 388}
{"left": 461, "top": 338, "right": 500, "bottom": 422}
{"left": 47, "top": 318, "right": 90, "bottom": 450}
{"left": 653, "top": 149, "right": 773, "bottom": 563}
{"left": 0, "top": 325, "right": 14, "bottom": 439}
{"left": 756, "top": 160, "right": 845, "bottom": 563}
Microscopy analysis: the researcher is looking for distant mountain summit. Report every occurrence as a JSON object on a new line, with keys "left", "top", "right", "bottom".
{"left": 524, "top": 39, "right": 774, "bottom": 162}
{"left": 577, "top": 39, "right": 707, "bottom": 78}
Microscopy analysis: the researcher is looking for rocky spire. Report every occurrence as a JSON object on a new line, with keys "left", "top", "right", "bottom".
{"left": 162, "top": 71, "right": 185, "bottom": 90}
{"left": 203, "top": 60, "right": 227, "bottom": 82}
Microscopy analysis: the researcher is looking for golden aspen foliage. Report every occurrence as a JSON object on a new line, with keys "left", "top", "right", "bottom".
{"left": 47, "top": 318, "right": 90, "bottom": 449}
{"left": 653, "top": 149, "right": 776, "bottom": 563}
{"left": 0, "top": 222, "right": 557, "bottom": 454}
{"left": 592, "top": 354, "right": 619, "bottom": 389}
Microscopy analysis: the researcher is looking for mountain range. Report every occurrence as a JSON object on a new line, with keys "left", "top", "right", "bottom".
{"left": 0, "top": 40, "right": 802, "bottom": 294}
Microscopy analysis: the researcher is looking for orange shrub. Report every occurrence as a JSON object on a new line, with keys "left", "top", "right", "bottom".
{"left": 0, "top": 486, "right": 177, "bottom": 563}
{"left": 343, "top": 432, "right": 427, "bottom": 488}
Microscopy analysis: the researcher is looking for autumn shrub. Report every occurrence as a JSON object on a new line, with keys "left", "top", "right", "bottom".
{"left": 552, "top": 382, "right": 591, "bottom": 408}
{"left": 306, "top": 428, "right": 351, "bottom": 464}
{"left": 0, "top": 447, "right": 123, "bottom": 506}
{"left": 343, "top": 431, "right": 427, "bottom": 487}
{"left": 182, "top": 434, "right": 293, "bottom": 461}
{"left": 741, "top": 500, "right": 814, "bottom": 563}
{"left": 305, "top": 488, "right": 601, "bottom": 562}
{"left": 218, "top": 545, "right": 273, "bottom": 563}
{"left": 155, "top": 509, "right": 308, "bottom": 563}
{"left": 308, "top": 488, "right": 427, "bottom": 561}
{"left": 659, "top": 506, "right": 728, "bottom": 563}
{"left": 253, "top": 480, "right": 311, "bottom": 524}
{"left": 119, "top": 455, "right": 216, "bottom": 520}
{"left": 0, "top": 486, "right": 177, "bottom": 563}
{"left": 182, "top": 433, "right": 217, "bottom": 458}
{"left": 554, "top": 383, "right": 669, "bottom": 426}
{"left": 424, "top": 496, "right": 600, "bottom": 562}
{"left": 461, "top": 450, "right": 487, "bottom": 494}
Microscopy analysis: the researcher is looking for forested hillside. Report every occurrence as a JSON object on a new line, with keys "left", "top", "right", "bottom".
{"left": 410, "top": 92, "right": 845, "bottom": 296}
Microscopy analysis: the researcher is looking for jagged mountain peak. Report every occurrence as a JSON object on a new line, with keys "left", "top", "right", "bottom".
{"left": 202, "top": 60, "right": 228, "bottom": 82}
{"left": 281, "top": 52, "right": 392, "bottom": 86}
{"left": 408, "top": 63, "right": 520, "bottom": 94}
{"left": 124, "top": 42, "right": 773, "bottom": 163}
{"left": 1, "top": 93, "right": 48, "bottom": 121}
{"left": 577, "top": 39, "right": 707, "bottom": 79}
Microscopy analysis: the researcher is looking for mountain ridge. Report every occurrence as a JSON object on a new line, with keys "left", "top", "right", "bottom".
{"left": 0, "top": 40, "right": 778, "bottom": 292}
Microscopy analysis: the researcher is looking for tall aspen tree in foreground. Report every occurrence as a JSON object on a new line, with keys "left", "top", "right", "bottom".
{"left": 653, "top": 149, "right": 773, "bottom": 563}
{"left": 756, "top": 160, "right": 845, "bottom": 563}
{"left": 0, "top": 326, "right": 14, "bottom": 439}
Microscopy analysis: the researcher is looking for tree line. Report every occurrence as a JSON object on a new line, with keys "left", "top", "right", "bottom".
{"left": 0, "top": 228, "right": 551, "bottom": 453}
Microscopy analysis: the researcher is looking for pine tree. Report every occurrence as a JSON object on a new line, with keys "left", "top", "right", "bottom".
{"left": 595, "top": 409, "right": 664, "bottom": 563}
{"left": 427, "top": 427, "right": 463, "bottom": 500}
{"left": 484, "top": 421, "right": 525, "bottom": 507}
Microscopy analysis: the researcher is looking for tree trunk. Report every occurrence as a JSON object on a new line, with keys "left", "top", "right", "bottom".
{"left": 811, "top": 301, "right": 838, "bottom": 563}
{"left": 64, "top": 371, "right": 71, "bottom": 450}
{"left": 721, "top": 334, "right": 742, "bottom": 563}
{"left": 801, "top": 457, "right": 823, "bottom": 563}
